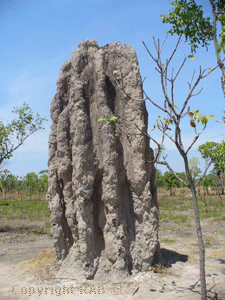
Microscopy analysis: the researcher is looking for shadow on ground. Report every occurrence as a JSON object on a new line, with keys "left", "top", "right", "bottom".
{"left": 0, "top": 225, "right": 50, "bottom": 235}
{"left": 160, "top": 248, "right": 188, "bottom": 267}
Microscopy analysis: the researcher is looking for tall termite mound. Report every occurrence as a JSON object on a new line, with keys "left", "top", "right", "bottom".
{"left": 47, "top": 39, "right": 158, "bottom": 281}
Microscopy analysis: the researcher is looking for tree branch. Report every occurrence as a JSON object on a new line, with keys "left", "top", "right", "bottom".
{"left": 154, "top": 159, "right": 189, "bottom": 187}
{"left": 201, "top": 57, "right": 225, "bottom": 79}
{"left": 173, "top": 57, "right": 187, "bottom": 81}
{"left": 185, "top": 124, "right": 207, "bottom": 155}
{"left": 163, "top": 35, "right": 182, "bottom": 75}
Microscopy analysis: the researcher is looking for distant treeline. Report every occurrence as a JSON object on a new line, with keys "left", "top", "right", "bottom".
{"left": 1, "top": 168, "right": 223, "bottom": 200}
{"left": 156, "top": 169, "right": 223, "bottom": 196}
{"left": 0, "top": 170, "right": 48, "bottom": 200}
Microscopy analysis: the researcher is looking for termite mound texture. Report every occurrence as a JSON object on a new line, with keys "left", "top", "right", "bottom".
{"left": 47, "top": 39, "right": 158, "bottom": 282}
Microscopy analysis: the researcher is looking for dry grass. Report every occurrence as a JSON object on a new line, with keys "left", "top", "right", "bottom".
{"left": 20, "top": 249, "right": 58, "bottom": 281}
{"left": 20, "top": 249, "right": 56, "bottom": 271}
{"left": 157, "top": 186, "right": 222, "bottom": 198}
{"left": 0, "top": 191, "right": 46, "bottom": 201}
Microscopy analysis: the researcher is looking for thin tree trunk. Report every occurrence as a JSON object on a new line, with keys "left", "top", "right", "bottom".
{"left": 2, "top": 187, "right": 5, "bottom": 199}
{"left": 190, "top": 185, "right": 207, "bottom": 300}
{"left": 210, "top": 0, "right": 225, "bottom": 97}
{"left": 0, "top": 181, "right": 5, "bottom": 199}
{"left": 221, "top": 172, "right": 224, "bottom": 195}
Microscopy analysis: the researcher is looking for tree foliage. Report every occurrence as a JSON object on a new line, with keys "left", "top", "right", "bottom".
{"left": 155, "top": 169, "right": 165, "bottom": 187}
{"left": 23, "top": 172, "right": 39, "bottom": 199}
{"left": 198, "top": 141, "right": 218, "bottom": 162}
{"left": 198, "top": 140, "right": 225, "bottom": 193}
{"left": 160, "top": 0, "right": 225, "bottom": 96}
{"left": 164, "top": 172, "right": 182, "bottom": 195}
{"left": 160, "top": 0, "right": 225, "bottom": 55}
{"left": 202, "top": 174, "right": 215, "bottom": 194}
{"left": 188, "top": 157, "right": 202, "bottom": 181}
{"left": 0, "top": 102, "right": 47, "bottom": 166}
{"left": 0, "top": 169, "right": 17, "bottom": 199}
{"left": 38, "top": 170, "right": 48, "bottom": 193}
{"left": 160, "top": 0, "right": 214, "bottom": 54}
{"left": 0, "top": 170, "right": 49, "bottom": 200}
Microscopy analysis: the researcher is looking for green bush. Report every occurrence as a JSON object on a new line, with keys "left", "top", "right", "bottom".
{"left": 0, "top": 200, "right": 9, "bottom": 206}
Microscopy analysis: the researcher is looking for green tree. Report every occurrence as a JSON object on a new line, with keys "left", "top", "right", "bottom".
{"left": 176, "top": 171, "right": 188, "bottom": 185}
{"left": 0, "top": 102, "right": 47, "bottom": 166}
{"left": 164, "top": 172, "right": 182, "bottom": 195}
{"left": 198, "top": 142, "right": 218, "bottom": 163}
{"left": 209, "top": 168, "right": 221, "bottom": 186}
{"left": 202, "top": 174, "right": 215, "bottom": 195}
{"left": 37, "top": 170, "right": 48, "bottom": 200}
{"left": 198, "top": 141, "right": 225, "bottom": 194}
{"left": 160, "top": 0, "right": 225, "bottom": 97}
{"left": 16, "top": 176, "right": 25, "bottom": 200}
{"left": 0, "top": 169, "right": 10, "bottom": 199}
{"left": 0, "top": 169, "right": 17, "bottom": 199}
{"left": 189, "top": 157, "right": 202, "bottom": 182}
{"left": 38, "top": 170, "right": 48, "bottom": 192}
{"left": 23, "top": 172, "right": 39, "bottom": 199}
{"left": 155, "top": 169, "right": 165, "bottom": 187}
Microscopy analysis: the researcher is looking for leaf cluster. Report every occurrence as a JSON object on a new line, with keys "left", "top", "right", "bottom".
{"left": 164, "top": 172, "right": 182, "bottom": 190}
{"left": 217, "top": 14, "right": 225, "bottom": 57}
{"left": 188, "top": 109, "right": 215, "bottom": 127}
{"left": 151, "top": 115, "right": 174, "bottom": 132}
{"left": 198, "top": 140, "right": 225, "bottom": 172}
{"left": 160, "top": 0, "right": 213, "bottom": 54}
{"left": 98, "top": 114, "right": 117, "bottom": 123}
{"left": 0, "top": 169, "right": 18, "bottom": 192}
{"left": 0, "top": 102, "right": 47, "bottom": 165}
{"left": 98, "top": 114, "right": 120, "bottom": 136}
{"left": 188, "top": 157, "right": 202, "bottom": 180}
{"left": 201, "top": 175, "right": 215, "bottom": 188}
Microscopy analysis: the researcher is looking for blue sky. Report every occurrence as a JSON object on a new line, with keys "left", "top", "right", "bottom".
{"left": 1, "top": 0, "right": 224, "bottom": 177}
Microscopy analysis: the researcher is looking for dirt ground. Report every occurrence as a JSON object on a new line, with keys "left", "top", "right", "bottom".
{"left": 0, "top": 217, "right": 225, "bottom": 300}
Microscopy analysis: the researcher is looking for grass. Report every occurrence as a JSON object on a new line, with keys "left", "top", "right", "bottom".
{"left": 0, "top": 197, "right": 51, "bottom": 236}
{"left": 160, "top": 238, "right": 176, "bottom": 243}
{"left": 158, "top": 191, "right": 225, "bottom": 253}
{"left": 0, "top": 188, "right": 224, "bottom": 240}
{"left": 0, "top": 199, "right": 50, "bottom": 220}
{"left": 163, "top": 226, "right": 181, "bottom": 232}
{"left": 26, "top": 228, "right": 52, "bottom": 236}
{"left": 152, "top": 262, "right": 165, "bottom": 274}
{"left": 44, "top": 222, "right": 51, "bottom": 229}
{"left": 20, "top": 249, "right": 58, "bottom": 281}
{"left": 204, "top": 241, "right": 212, "bottom": 248}
{"left": 159, "top": 194, "right": 225, "bottom": 224}
{"left": 158, "top": 211, "right": 189, "bottom": 224}
{"left": 191, "top": 239, "right": 215, "bottom": 248}
{"left": 0, "top": 200, "right": 9, "bottom": 206}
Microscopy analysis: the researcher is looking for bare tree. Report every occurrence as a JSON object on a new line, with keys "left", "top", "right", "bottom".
{"left": 113, "top": 35, "right": 225, "bottom": 300}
